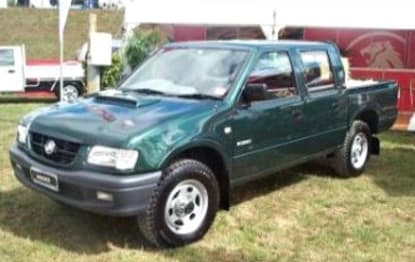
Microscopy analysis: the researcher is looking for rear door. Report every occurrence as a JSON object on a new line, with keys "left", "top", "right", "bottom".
{"left": 0, "top": 46, "right": 24, "bottom": 92}
{"left": 298, "top": 49, "right": 348, "bottom": 154}
{"left": 231, "top": 50, "right": 307, "bottom": 181}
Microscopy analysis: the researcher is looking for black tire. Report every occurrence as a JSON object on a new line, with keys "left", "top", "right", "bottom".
{"left": 138, "top": 159, "right": 220, "bottom": 248}
{"left": 333, "top": 120, "right": 372, "bottom": 177}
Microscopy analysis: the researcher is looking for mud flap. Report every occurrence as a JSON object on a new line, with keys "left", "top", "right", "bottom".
{"left": 371, "top": 136, "right": 380, "bottom": 155}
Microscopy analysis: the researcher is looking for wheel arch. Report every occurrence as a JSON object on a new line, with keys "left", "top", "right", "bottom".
{"left": 161, "top": 141, "right": 231, "bottom": 210}
{"left": 352, "top": 107, "right": 379, "bottom": 134}
{"left": 65, "top": 80, "right": 86, "bottom": 94}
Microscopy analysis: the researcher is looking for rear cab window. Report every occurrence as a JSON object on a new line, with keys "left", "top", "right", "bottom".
{"left": 300, "top": 50, "right": 335, "bottom": 92}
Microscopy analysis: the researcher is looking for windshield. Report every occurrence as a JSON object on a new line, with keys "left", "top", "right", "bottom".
{"left": 120, "top": 47, "right": 249, "bottom": 99}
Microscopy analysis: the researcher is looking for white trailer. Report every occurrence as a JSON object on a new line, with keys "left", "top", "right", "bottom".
{"left": 0, "top": 46, "right": 85, "bottom": 101}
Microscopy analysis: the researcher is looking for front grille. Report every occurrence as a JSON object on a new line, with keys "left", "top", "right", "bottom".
{"left": 30, "top": 132, "right": 80, "bottom": 165}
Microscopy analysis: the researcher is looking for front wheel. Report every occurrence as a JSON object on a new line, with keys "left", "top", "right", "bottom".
{"left": 334, "top": 120, "right": 371, "bottom": 177}
{"left": 138, "top": 159, "right": 220, "bottom": 248}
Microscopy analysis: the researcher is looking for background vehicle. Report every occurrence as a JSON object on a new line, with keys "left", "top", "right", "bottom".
{"left": 0, "top": 45, "right": 85, "bottom": 101}
{"left": 10, "top": 41, "right": 398, "bottom": 248}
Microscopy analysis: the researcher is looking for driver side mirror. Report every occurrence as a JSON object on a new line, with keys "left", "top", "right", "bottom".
{"left": 242, "top": 83, "right": 268, "bottom": 105}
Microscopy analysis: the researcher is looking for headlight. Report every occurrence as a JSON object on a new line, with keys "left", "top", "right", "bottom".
{"left": 87, "top": 146, "right": 139, "bottom": 170}
{"left": 17, "top": 125, "right": 28, "bottom": 144}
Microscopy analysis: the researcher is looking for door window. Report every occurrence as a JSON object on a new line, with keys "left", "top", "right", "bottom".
{"left": 0, "top": 49, "right": 15, "bottom": 66}
{"left": 247, "top": 51, "right": 297, "bottom": 101}
{"left": 300, "top": 51, "right": 334, "bottom": 91}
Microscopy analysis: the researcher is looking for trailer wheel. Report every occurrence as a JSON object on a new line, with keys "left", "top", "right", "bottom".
{"left": 55, "top": 83, "right": 82, "bottom": 102}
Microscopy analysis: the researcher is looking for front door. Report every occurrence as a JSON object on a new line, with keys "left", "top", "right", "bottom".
{"left": 0, "top": 46, "right": 24, "bottom": 92}
{"left": 231, "top": 50, "right": 306, "bottom": 182}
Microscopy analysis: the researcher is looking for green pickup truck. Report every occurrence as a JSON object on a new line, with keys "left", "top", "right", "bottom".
{"left": 10, "top": 40, "right": 398, "bottom": 247}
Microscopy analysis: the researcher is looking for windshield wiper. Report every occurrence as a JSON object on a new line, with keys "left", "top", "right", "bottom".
{"left": 176, "top": 93, "right": 221, "bottom": 100}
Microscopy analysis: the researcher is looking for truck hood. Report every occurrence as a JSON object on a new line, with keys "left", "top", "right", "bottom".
{"left": 28, "top": 90, "right": 218, "bottom": 147}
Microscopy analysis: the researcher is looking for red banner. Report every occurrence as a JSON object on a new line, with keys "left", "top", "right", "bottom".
{"left": 304, "top": 28, "right": 415, "bottom": 69}
{"left": 305, "top": 28, "right": 415, "bottom": 112}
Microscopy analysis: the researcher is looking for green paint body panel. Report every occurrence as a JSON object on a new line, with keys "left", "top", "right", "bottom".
{"left": 17, "top": 40, "right": 399, "bottom": 187}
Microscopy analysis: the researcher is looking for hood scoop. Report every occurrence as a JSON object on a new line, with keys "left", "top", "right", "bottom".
{"left": 94, "top": 90, "right": 139, "bottom": 107}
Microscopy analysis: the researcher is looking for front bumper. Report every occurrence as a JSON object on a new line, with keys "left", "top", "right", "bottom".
{"left": 9, "top": 144, "right": 161, "bottom": 217}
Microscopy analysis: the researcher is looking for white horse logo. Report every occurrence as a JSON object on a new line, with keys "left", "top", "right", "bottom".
{"left": 360, "top": 41, "right": 404, "bottom": 69}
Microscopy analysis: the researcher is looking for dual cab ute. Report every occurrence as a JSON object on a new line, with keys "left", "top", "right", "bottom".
{"left": 9, "top": 40, "right": 398, "bottom": 247}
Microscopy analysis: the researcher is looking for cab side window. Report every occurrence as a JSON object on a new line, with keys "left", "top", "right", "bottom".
{"left": 0, "top": 49, "right": 14, "bottom": 66}
{"left": 300, "top": 51, "right": 334, "bottom": 91}
{"left": 246, "top": 51, "right": 297, "bottom": 101}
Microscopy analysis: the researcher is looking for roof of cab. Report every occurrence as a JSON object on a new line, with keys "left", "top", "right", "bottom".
{"left": 165, "top": 40, "right": 331, "bottom": 50}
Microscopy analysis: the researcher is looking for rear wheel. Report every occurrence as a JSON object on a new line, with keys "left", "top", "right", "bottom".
{"left": 138, "top": 159, "right": 219, "bottom": 248}
{"left": 334, "top": 120, "right": 371, "bottom": 177}
{"left": 54, "top": 83, "right": 82, "bottom": 102}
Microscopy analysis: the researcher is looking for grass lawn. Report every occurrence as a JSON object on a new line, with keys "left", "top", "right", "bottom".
{"left": 0, "top": 8, "right": 122, "bottom": 60}
{"left": 0, "top": 103, "right": 415, "bottom": 261}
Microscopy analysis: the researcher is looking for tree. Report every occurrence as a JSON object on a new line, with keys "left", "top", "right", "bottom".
{"left": 125, "top": 31, "right": 161, "bottom": 69}
{"left": 101, "top": 31, "right": 161, "bottom": 89}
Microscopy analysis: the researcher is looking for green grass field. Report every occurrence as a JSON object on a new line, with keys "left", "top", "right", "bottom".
{"left": 0, "top": 8, "right": 122, "bottom": 59}
{"left": 0, "top": 103, "right": 414, "bottom": 261}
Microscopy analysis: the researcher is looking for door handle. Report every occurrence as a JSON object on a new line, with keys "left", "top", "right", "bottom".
{"left": 8, "top": 69, "right": 15, "bottom": 74}
{"left": 291, "top": 109, "right": 303, "bottom": 120}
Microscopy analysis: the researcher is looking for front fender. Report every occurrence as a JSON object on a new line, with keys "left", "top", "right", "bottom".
{"left": 126, "top": 109, "right": 221, "bottom": 172}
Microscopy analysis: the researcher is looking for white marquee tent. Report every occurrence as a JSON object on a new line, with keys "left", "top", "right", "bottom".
{"left": 123, "top": 0, "right": 415, "bottom": 39}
